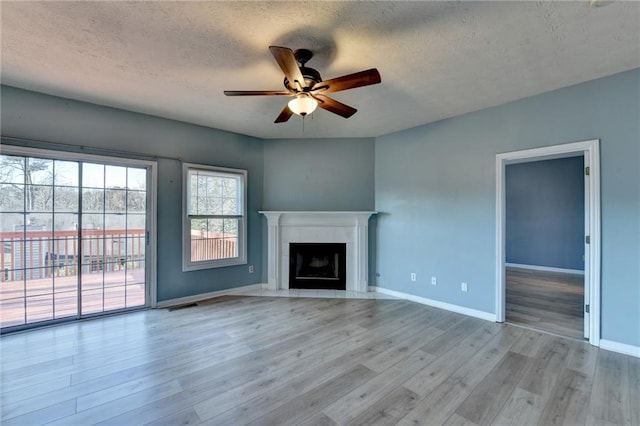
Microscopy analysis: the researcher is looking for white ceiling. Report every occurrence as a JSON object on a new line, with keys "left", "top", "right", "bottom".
{"left": 1, "top": 1, "right": 639, "bottom": 139}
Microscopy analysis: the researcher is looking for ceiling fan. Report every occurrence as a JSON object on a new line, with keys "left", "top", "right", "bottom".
{"left": 224, "top": 46, "right": 381, "bottom": 123}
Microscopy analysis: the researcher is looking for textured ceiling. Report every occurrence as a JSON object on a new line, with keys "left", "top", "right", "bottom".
{"left": 1, "top": 1, "right": 639, "bottom": 139}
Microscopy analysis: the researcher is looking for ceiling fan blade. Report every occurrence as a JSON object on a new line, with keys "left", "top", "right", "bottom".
{"left": 312, "top": 68, "right": 381, "bottom": 94}
{"left": 269, "top": 46, "right": 306, "bottom": 89}
{"left": 313, "top": 94, "right": 357, "bottom": 119}
{"left": 274, "top": 105, "right": 294, "bottom": 123}
{"left": 224, "top": 90, "right": 291, "bottom": 96}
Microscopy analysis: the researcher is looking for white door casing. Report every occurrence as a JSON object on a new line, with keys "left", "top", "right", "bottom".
{"left": 495, "top": 139, "right": 600, "bottom": 346}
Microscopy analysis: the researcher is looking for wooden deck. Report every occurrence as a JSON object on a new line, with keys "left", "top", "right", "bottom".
{"left": 0, "top": 296, "right": 637, "bottom": 425}
{"left": 0, "top": 269, "right": 145, "bottom": 329}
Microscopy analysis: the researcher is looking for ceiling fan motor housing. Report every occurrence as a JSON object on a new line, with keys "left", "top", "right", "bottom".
{"left": 282, "top": 48, "right": 322, "bottom": 92}
{"left": 284, "top": 66, "right": 322, "bottom": 92}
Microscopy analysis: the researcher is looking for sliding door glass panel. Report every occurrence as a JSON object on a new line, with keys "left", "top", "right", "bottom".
{"left": 0, "top": 209, "right": 25, "bottom": 327}
{"left": 0, "top": 155, "right": 80, "bottom": 328}
{"left": 81, "top": 162, "right": 107, "bottom": 314}
{"left": 124, "top": 167, "right": 146, "bottom": 309}
{"left": 26, "top": 293, "right": 53, "bottom": 324}
{"left": 80, "top": 163, "right": 147, "bottom": 315}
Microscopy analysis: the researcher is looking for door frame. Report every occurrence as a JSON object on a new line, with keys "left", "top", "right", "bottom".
{"left": 0, "top": 144, "right": 159, "bottom": 316}
{"left": 495, "top": 139, "right": 600, "bottom": 346}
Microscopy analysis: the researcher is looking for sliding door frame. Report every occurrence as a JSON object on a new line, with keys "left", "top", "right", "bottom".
{"left": 0, "top": 144, "right": 158, "bottom": 329}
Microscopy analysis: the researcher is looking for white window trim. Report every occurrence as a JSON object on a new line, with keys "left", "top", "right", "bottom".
{"left": 182, "top": 162, "right": 247, "bottom": 271}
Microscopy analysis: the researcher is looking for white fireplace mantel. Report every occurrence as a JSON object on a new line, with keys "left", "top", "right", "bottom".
{"left": 259, "top": 211, "right": 377, "bottom": 292}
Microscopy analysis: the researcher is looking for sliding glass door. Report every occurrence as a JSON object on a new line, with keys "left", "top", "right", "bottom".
{"left": 0, "top": 148, "right": 154, "bottom": 331}
{"left": 80, "top": 163, "right": 147, "bottom": 315}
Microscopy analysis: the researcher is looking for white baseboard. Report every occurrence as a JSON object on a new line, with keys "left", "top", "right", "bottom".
{"left": 599, "top": 339, "right": 640, "bottom": 358}
{"left": 506, "top": 263, "right": 584, "bottom": 275}
{"left": 156, "top": 283, "right": 264, "bottom": 308}
{"left": 371, "top": 286, "right": 497, "bottom": 322}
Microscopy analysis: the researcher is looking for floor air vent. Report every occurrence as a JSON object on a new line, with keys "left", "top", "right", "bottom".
{"left": 167, "top": 303, "right": 198, "bottom": 312}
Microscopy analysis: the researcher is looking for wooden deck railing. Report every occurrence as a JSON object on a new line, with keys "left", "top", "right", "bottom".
{"left": 190, "top": 233, "right": 237, "bottom": 262}
{"left": 1, "top": 229, "right": 145, "bottom": 282}
{"left": 2, "top": 229, "right": 238, "bottom": 282}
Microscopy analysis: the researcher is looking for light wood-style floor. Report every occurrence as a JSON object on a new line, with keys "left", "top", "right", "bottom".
{"left": 506, "top": 267, "right": 584, "bottom": 339}
{"left": 1, "top": 295, "right": 638, "bottom": 425}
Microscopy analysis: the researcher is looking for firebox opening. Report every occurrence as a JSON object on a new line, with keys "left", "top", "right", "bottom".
{"left": 289, "top": 243, "right": 346, "bottom": 290}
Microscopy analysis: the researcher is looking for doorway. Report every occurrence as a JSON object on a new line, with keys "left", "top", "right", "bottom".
{"left": 0, "top": 145, "right": 157, "bottom": 332}
{"left": 495, "top": 140, "right": 601, "bottom": 346}
{"left": 505, "top": 156, "right": 585, "bottom": 339}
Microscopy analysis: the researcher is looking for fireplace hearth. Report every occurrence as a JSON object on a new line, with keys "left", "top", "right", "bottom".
{"left": 289, "top": 243, "right": 346, "bottom": 290}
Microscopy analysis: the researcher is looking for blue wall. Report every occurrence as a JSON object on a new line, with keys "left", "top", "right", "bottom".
{"left": 0, "top": 86, "right": 264, "bottom": 302}
{"left": 506, "top": 156, "right": 585, "bottom": 271}
{"left": 375, "top": 69, "right": 639, "bottom": 347}
{"left": 262, "top": 137, "right": 375, "bottom": 211}
{"left": 2, "top": 68, "right": 638, "bottom": 348}
{"left": 261, "top": 137, "right": 376, "bottom": 281}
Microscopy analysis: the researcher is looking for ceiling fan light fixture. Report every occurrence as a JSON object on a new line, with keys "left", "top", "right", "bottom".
{"left": 288, "top": 95, "right": 318, "bottom": 117}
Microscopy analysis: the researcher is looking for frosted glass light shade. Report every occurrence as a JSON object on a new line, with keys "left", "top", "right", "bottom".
{"left": 288, "top": 95, "right": 318, "bottom": 116}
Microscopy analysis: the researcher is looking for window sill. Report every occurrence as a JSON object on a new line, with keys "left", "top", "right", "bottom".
{"left": 182, "top": 257, "right": 247, "bottom": 272}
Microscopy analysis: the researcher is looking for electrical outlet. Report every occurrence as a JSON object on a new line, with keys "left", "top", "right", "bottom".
{"left": 249, "top": 265, "right": 254, "bottom": 273}
{"left": 410, "top": 273, "right": 417, "bottom": 282}
{"left": 431, "top": 276, "right": 437, "bottom": 285}
{"left": 461, "top": 282, "right": 468, "bottom": 292}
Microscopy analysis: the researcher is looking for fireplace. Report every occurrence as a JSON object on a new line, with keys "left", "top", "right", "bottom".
{"left": 289, "top": 243, "right": 346, "bottom": 290}
{"left": 259, "top": 211, "right": 377, "bottom": 292}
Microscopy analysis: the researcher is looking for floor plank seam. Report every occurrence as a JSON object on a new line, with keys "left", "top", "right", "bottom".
{"left": 2, "top": 296, "right": 637, "bottom": 426}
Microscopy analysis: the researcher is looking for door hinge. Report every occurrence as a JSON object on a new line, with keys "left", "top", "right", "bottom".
{"left": 585, "top": 304, "right": 590, "bottom": 314}
{"left": 585, "top": 235, "right": 590, "bottom": 244}
{"left": 146, "top": 231, "right": 150, "bottom": 246}
{"left": 585, "top": 166, "right": 590, "bottom": 176}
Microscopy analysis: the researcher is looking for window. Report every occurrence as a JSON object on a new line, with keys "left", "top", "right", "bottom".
{"left": 182, "top": 163, "right": 247, "bottom": 271}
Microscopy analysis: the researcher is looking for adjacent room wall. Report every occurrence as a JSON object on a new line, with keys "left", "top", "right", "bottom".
{"left": 505, "top": 156, "right": 585, "bottom": 271}
{"left": 375, "top": 68, "right": 639, "bottom": 347}
{"left": 0, "top": 85, "right": 264, "bottom": 302}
